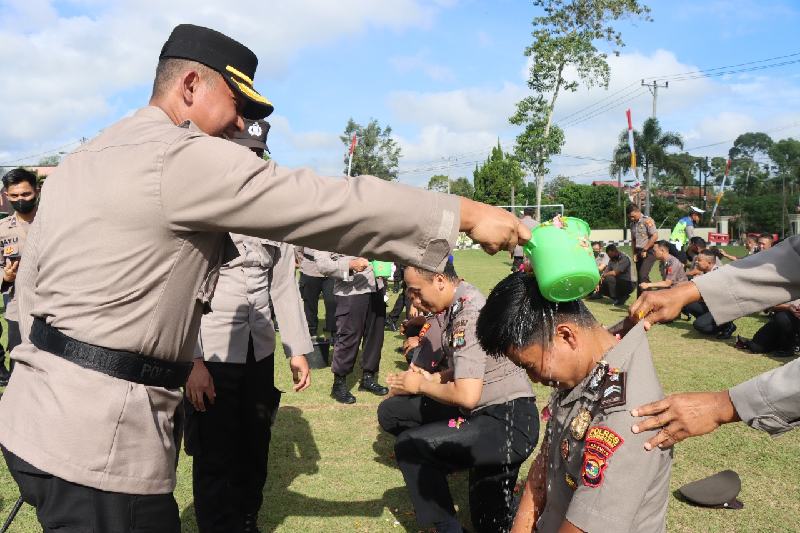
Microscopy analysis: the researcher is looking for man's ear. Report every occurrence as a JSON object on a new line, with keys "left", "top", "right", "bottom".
{"left": 554, "top": 323, "right": 579, "bottom": 350}
{"left": 436, "top": 272, "right": 446, "bottom": 290}
{"left": 181, "top": 70, "right": 201, "bottom": 106}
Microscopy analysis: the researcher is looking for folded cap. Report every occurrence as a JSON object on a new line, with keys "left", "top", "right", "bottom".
{"left": 678, "top": 470, "right": 743, "bottom": 509}
{"left": 159, "top": 24, "right": 273, "bottom": 119}
{"left": 231, "top": 119, "right": 270, "bottom": 152}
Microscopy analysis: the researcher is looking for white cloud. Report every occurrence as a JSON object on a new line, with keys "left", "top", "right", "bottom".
{"left": 0, "top": 0, "right": 449, "bottom": 163}
{"left": 389, "top": 51, "right": 455, "bottom": 82}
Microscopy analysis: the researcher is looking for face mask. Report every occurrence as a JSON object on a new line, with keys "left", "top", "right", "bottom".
{"left": 593, "top": 251, "right": 600, "bottom": 257}
{"left": 11, "top": 198, "right": 36, "bottom": 214}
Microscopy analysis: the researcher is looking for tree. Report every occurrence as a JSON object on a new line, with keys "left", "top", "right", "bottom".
{"left": 473, "top": 143, "right": 525, "bottom": 206}
{"left": 728, "top": 132, "right": 773, "bottom": 195}
{"left": 37, "top": 155, "right": 60, "bottom": 166}
{"left": 340, "top": 118, "right": 401, "bottom": 180}
{"left": 449, "top": 177, "right": 475, "bottom": 199}
{"left": 555, "top": 184, "right": 619, "bottom": 228}
{"left": 542, "top": 175, "right": 575, "bottom": 200}
{"left": 427, "top": 174, "right": 449, "bottom": 192}
{"left": 611, "top": 117, "right": 684, "bottom": 189}
{"left": 510, "top": 0, "right": 651, "bottom": 220}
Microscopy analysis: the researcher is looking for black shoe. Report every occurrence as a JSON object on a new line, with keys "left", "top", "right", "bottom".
{"left": 716, "top": 323, "right": 737, "bottom": 340}
{"left": 386, "top": 318, "right": 398, "bottom": 332}
{"left": 0, "top": 366, "right": 10, "bottom": 387}
{"left": 586, "top": 293, "right": 603, "bottom": 300}
{"left": 331, "top": 374, "right": 356, "bottom": 404}
{"left": 359, "top": 372, "right": 389, "bottom": 396}
{"left": 243, "top": 513, "right": 261, "bottom": 533}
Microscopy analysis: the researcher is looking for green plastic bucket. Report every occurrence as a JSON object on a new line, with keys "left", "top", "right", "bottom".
{"left": 523, "top": 216, "right": 599, "bottom": 302}
{"left": 370, "top": 260, "right": 393, "bottom": 278}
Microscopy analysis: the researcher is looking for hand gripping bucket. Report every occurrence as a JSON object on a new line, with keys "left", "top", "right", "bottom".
{"left": 522, "top": 216, "right": 600, "bottom": 302}
{"left": 370, "top": 260, "right": 393, "bottom": 278}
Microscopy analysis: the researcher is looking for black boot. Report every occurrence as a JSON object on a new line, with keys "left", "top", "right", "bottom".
{"left": 359, "top": 372, "right": 388, "bottom": 396}
{"left": 242, "top": 512, "right": 261, "bottom": 533}
{"left": 716, "top": 322, "right": 737, "bottom": 340}
{"left": 331, "top": 374, "right": 356, "bottom": 404}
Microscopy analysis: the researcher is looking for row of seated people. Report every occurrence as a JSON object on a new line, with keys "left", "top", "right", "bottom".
{"left": 588, "top": 238, "right": 799, "bottom": 355}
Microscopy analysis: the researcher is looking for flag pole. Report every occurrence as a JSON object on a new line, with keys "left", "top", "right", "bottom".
{"left": 710, "top": 158, "right": 731, "bottom": 221}
{"left": 347, "top": 133, "right": 357, "bottom": 177}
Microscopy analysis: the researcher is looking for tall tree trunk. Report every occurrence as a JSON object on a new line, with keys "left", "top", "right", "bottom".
{"left": 534, "top": 63, "right": 564, "bottom": 221}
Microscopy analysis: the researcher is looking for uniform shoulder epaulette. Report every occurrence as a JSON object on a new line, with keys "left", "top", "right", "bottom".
{"left": 600, "top": 369, "right": 626, "bottom": 409}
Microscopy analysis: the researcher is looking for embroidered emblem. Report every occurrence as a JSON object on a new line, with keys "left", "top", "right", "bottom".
{"left": 560, "top": 438, "right": 569, "bottom": 460}
{"left": 600, "top": 372, "right": 627, "bottom": 409}
{"left": 586, "top": 361, "right": 609, "bottom": 394}
{"left": 248, "top": 121, "right": 263, "bottom": 137}
{"left": 569, "top": 408, "right": 592, "bottom": 441}
{"left": 581, "top": 426, "right": 624, "bottom": 488}
{"left": 541, "top": 406, "right": 551, "bottom": 422}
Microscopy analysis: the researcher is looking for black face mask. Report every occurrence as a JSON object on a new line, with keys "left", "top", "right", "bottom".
{"left": 11, "top": 197, "right": 36, "bottom": 214}
{"left": 593, "top": 251, "right": 600, "bottom": 257}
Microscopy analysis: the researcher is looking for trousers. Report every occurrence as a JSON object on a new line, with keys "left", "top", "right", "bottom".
{"left": 298, "top": 273, "right": 336, "bottom": 337}
{"left": 751, "top": 310, "right": 800, "bottom": 352}
{"left": 389, "top": 282, "right": 408, "bottom": 322}
{"left": 331, "top": 288, "right": 386, "bottom": 376}
{"left": 599, "top": 276, "right": 634, "bottom": 303}
{"left": 2, "top": 446, "right": 180, "bottom": 532}
{"left": 634, "top": 249, "right": 658, "bottom": 297}
{"left": 184, "top": 341, "right": 281, "bottom": 533}
{"left": 378, "top": 395, "right": 538, "bottom": 533}
{"left": 684, "top": 301, "right": 731, "bottom": 335}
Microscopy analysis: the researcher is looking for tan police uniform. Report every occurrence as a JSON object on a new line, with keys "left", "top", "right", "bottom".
{"left": 631, "top": 215, "right": 658, "bottom": 296}
{"left": 0, "top": 105, "right": 460, "bottom": 495}
{"left": 659, "top": 253, "right": 688, "bottom": 285}
{"left": 0, "top": 212, "right": 31, "bottom": 323}
{"left": 688, "top": 235, "right": 800, "bottom": 434}
{"left": 379, "top": 281, "right": 537, "bottom": 532}
{"left": 537, "top": 323, "right": 672, "bottom": 532}
{"left": 313, "top": 250, "right": 386, "bottom": 394}
{"left": 296, "top": 246, "right": 336, "bottom": 337}
{"left": 187, "top": 234, "right": 311, "bottom": 532}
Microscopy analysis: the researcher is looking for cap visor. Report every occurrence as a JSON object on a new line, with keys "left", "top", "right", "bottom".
{"left": 224, "top": 74, "right": 274, "bottom": 119}
{"left": 231, "top": 137, "right": 267, "bottom": 150}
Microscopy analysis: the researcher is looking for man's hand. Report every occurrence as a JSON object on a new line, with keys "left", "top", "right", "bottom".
{"left": 639, "top": 282, "right": 651, "bottom": 290}
{"left": 640, "top": 250, "right": 648, "bottom": 259}
{"left": 386, "top": 370, "right": 423, "bottom": 396}
{"left": 290, "top": 355, "right": 311, "bottom": 392}
{"left": 3, "top": 258, "right": 19, "bottom": 283}
{"left": 459, "top": 198, "right": 531, "bottom": 254}
{"left": 402, "top": 336, "right": 420, "bottom": 355}
{"left": 349, "top": 258, "right": 369, "bottom": 272}
{"left": 186, "top": 359, "right": 215, "bottom": 412}
{"left": 630, "top": 391, "right": 740, "bottom": 450}
{"left": 629, "top": 281, "right": 701, "bottom": 324}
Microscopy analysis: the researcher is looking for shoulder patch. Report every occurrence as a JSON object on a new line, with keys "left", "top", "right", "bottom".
{"left": 645, "top": 218, "right": 655, "bottom": 227}
{"left": 581, "top": 426, "right": 624, "bottom": 488}
{"left": 600, "top": 371, "right": 627, "bottom": 409}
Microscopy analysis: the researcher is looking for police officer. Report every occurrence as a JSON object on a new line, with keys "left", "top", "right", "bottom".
{"left": 0, "top": 23, "right": 527, "bottom": 530}
{"left": 313, "top": 250, "right": 389, "bottom": 403}
{"left": 597, "top": 244, "right": 634, "bottom": 306}
{"left": 629, "top": 235, "right": 800, "bottom": 450}
{"left": 295, "top": 247, "right": 336, "bottom": 338}
{"left": 670, "top": 206, "right": 703, "bottom": 251}
{"left": 627, "top": 204, "right": 658, "bottom": 296}
{"left": 380, "top": 263, "right": 537, "bottom": 533}
{"left": 474, "top": 273, "right": 671, "bottom": 532}
{"left": 0, "top": 167, "right": 39, "bottom": 386}
{"left": 183, "top": 119, "right": 312, "bottom": 533}
{"left": 638, "top": 240, "right": 688, "bottom": 291}
{"left": 511, "top": 207, "right": 538, "bottom": 271}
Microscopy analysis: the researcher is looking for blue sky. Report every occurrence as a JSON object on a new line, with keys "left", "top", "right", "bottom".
{"left": 1, "top": 0, "right": 799, "bottom": 187}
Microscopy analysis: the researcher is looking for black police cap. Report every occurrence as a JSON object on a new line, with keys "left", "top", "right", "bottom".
{"left": 160, "top": 24, "right": 273, "bottom": 120}
{"left": 231, "top": 119, "right": 270, "bottom": 153}
{"left": 678, "top": 470, "right": 743, "bottom": 510}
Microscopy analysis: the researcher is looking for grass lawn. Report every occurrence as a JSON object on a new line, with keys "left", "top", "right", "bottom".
{"left": 1, "top": 248, "right": 799, "bottom": 532}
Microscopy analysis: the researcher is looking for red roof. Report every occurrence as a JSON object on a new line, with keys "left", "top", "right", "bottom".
{"left": 591, "top": 180, "right": 623, "bottom": 188}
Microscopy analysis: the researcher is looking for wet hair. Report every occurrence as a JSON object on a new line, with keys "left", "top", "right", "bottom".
{"left": 626, "top": 204, "right": 641, "bottom": 215}
{"left": 689, "top": 236, "right": 706, "bottom": 248}
{"left": 654, "top": 240, "right": 671, "bottom": 252}
{"left": 476, "top": 272, "right": 598, "bottom": 357}
{"left": 151, "top": 58, "right": 218, "bottom": 99}
{"left": 698, "top": 248, "right": 719, "bottom": 260}
{"left": 2, "top": 168, "right": 37, "bottom": 190}
{"left": 605, "top": 243, "right": 618, "bottom": 253}
{"left": 411, "top": 260, "right": 459, "bottom": 282}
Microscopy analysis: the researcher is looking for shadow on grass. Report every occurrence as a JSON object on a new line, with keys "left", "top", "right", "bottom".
{"left": 180, "top": 406, "right": 388, "bottom": 531}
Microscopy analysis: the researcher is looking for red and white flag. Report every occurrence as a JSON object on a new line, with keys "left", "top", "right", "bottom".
{"left": 349, "top": 133, "right": 358, "bottom": 155}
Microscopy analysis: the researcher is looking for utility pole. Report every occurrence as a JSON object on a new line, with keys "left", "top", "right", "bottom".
{"left": 641, "top": 79, "right": 669, "bottom": 217}
{"left": 442, "top": 156, "right": 454, "bottom": 194}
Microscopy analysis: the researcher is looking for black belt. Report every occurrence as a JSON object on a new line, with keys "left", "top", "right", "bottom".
{"left": 30, "top": 318, "right": 191, "bottom": 388}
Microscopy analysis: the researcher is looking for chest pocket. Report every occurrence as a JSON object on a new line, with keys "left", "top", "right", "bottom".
{"left": 197, "top": 234, "right": 239, "bottom": 313}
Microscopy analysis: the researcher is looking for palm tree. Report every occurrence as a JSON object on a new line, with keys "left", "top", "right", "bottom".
{"left": 610, "top": 117, "right": 684, "bottom": 198}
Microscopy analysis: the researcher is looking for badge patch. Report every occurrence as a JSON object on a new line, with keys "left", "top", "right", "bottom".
{"left": 586, "top": 361, "right": 609, "bottom": 394}
{"left": 560, "top": 438, "right": 570, "bottom": 460}
{"left": 565, "top": 473, "right": 577, "bottom": 491}
{"left": 541, "top": 405, "right": 551, "bottom": 422}
{"left": 569, "top": 408, "right": 592, "bottom": 441}
{"left": 600, "top": 372, "right": 627, "bottom": 409}
{"left": 581, "top": 426, "right": 623, "bottom": 488}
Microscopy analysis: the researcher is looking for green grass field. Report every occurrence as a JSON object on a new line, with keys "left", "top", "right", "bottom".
{"left": 1, "top": 248, "right": 799, "bottom": 532}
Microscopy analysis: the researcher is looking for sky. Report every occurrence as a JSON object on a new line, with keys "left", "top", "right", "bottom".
{"left": 1, "top": 0, "right": 800, "bottom": 188}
